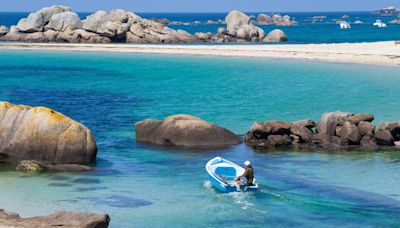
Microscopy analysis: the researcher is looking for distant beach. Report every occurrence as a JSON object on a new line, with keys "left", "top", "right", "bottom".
{"left": 0, "top": 41, "right": 399, "bottom": 66}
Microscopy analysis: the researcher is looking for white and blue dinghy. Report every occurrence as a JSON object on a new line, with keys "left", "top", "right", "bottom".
{"left": 206, "top": 157, "right": 259, "bottom": 193}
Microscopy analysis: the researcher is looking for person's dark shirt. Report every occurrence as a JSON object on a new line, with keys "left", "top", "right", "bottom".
{"left": 241, "top": 166, "right": 254, "bottom": 185}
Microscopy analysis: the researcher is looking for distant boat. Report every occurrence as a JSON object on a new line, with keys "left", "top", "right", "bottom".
{"left": 373, "top": 20, "right": 387, "bottom": 27}
{"left": 339, "top": 21, "right": 351, "bottom": 29}
{"left": 354, "top": 20, "right": 363, "bottom": 24}
{"left": 205, "top": 157, "right": 259, "bottom": 193}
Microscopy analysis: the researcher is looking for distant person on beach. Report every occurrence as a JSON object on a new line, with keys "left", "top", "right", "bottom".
{"left": 235, "top": 161, "right": 254, "bottom": 186}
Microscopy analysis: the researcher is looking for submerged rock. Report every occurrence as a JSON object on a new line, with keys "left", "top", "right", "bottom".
{"left": 263, "top": 29, "right": 288, "bottom": 42}
{"left": 16, "top": 160, "right": 44, "bottom": 172}
{"left": 135, "top": 114, "right": 241, "bottom": 147}
{"left": 0, "top": 102, "right": 97, "bottom": 165}
{"left": 0, "top": 209, "right": 110, "bottom": 228}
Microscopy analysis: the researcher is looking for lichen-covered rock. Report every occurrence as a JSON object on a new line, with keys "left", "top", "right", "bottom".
{"left": 0, "top": 209, "right": 110, "bottom": 228}
{"left": 135, "top": 114, "right": 241, "bottom": 147}
{"left": 16, "top": 160, "right": 44, "bottom": 172}
{"left": 0, "top": 102, "right": 97, "bottom": 165}
{"left": 263, "top": 29, "right": 288, "bottom": 42}
{"left": 45, "top": 12, "right": 82, "bottom": 32}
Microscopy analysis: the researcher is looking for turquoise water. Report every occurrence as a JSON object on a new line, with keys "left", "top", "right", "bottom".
{"left": 0, "top": 50, "right": 400, "bottom": 227}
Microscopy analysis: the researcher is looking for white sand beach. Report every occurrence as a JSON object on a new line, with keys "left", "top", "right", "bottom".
{"left": 0, "top": 41, "right": 399, "bottom": 66}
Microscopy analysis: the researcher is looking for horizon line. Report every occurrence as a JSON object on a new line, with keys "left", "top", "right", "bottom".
{"left": 0, "top": 10, "right": 380, "bottom": 13}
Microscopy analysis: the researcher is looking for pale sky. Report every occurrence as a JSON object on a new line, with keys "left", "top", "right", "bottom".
{"left": 0, "top": 0, "right": 399, "bottom": 12}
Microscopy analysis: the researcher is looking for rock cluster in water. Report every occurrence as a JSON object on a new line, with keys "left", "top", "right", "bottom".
{"left": 245, "top": 111, "right": 400, "bottom": 151}
{"left": 135, "top": 114, "right": 241, "bottom": 147}
{"left": 0, "top": 101, "right": 97, "bottom": 166}
{"left": 256, "top": 13, "right": 296, "bottom": 26}
{"left": 0, "top": 209, "right": 110, "bottom": 228}
{"left": 0, "top": 6, "right": 288, "bottom": 43}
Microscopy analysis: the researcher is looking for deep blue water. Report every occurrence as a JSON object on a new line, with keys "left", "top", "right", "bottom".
{"left": 0, "top": 11, "right": 399, "bottom": 43}
{"left": 0, "top": 50, "right": 399, "bottom": 227}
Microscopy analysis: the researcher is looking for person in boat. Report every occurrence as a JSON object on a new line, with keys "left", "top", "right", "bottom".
{"left": 235, "top": 161, "right": 254, "bottom": 186}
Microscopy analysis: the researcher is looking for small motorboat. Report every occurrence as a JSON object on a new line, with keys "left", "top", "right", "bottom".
{"left": 339, "top": 21, "right": 351, "bottom": 29}
{"left": 373, "top": 20, "right": 387, "bottom": 28}
{"left": 205, "top": 157, "right": 259, "bottom": 193}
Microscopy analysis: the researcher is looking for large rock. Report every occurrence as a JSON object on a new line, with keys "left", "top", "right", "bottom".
{"left": 0, "top": 209, "right": 110, "bottom": 228}
{"left": 375, "top": 129, "right": 395, "bottom": 146}
{"left": 257, "top": 14, "right": 271, "bottom": 24}
{"left": 225, "top": 10, "right": 251, "bottom": 35}
{"left": 0, "top": 26, "right": 26, "bottom": 41}
{"left": 348, "top": 113, "right": 374, "bottom": 125}
{"left": 0, "top": 102, "right": 97, "bottom": 164}
{"left": 337, "top": 122, "right": 360, "bottom": 144}
{"left": 16, "top": 5, "right": 71, "bottom": 32}
{"left": 358, "top": 121, "right": 375, "bottom": 136}
{"left": 135, "top": 114, "right": 241, "bottom": 147}
{"left": 82, "top": 10, "right": 109, "bottom": 33}
{"left": 266, "top": 134, "right": 292, "bottom": 147}
{"left": 291, "top": 119, "right": 316, "bottom": 129}
{"left": 316, "top": 111, "right": 353, "bottom": 136}
{"left": 380, "top": 122, "right": 400, "bottom": 141}
{"left": 263, "top": 29, "right": 288, "bottom": 42}
{"left": 0, "top": 25, "right": 9, "bottom": 36}
{"left": 45, "top": 12, "right": 82, "bottom": 32}
{"left": 82, "top": 9, "right": 140, "bottom": 40}
{"left": 250, "top": 121, "right": 291, "bottom": 137}
{"left": 225, "top": 10, "right": 265, "bottom": 42}
{"left": 290, "top": 125, "right": 313, "bottom": 143}
{"left": 360, "top": 134, "right": 378, "bottom": 149}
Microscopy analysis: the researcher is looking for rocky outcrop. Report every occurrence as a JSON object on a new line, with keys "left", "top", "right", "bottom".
{"left": 263, "top": 29, "right": 288, "bottom": 42}
{"left": 0, "top": 102, "right": 97, "bottom": 165}
{"left": 1, "top": 6, "right": 288, "bottom": 43}
{"left": 0, "top": 25, "right": 9, "bottom": 36}
{"left": 245, "top": 111, "right": 400, "bottom": 151}
{"left": 0, "top": 209, "right": 110, "bottom": 228}
{"left": 135, "top": 114, "right": 241, "bottom": 147}
{"left": 257, "top": 13, "right": 296, "bottom": 26}
{"left": 224, "top": 10, "right": 265, "bottom": 42}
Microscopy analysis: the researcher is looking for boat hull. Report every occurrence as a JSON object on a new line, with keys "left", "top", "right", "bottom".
{"left": 206, "top": 157, "right": 259, "bottom": 193}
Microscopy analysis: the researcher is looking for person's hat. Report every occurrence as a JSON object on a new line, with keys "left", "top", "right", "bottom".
{"left": 244, "top": 161, "right": 251, "bottom": 166}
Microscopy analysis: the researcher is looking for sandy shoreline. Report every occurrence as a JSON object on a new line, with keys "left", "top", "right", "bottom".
{"left": 0, "top": 41, "right": 399, "bottom": 66}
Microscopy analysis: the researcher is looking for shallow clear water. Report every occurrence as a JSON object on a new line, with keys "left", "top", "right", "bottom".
{"left": 0, "top": 50, "right": 400, "bottom": 227}
{"left": 0, "top": 12, "right": 399, "bottom": 43}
